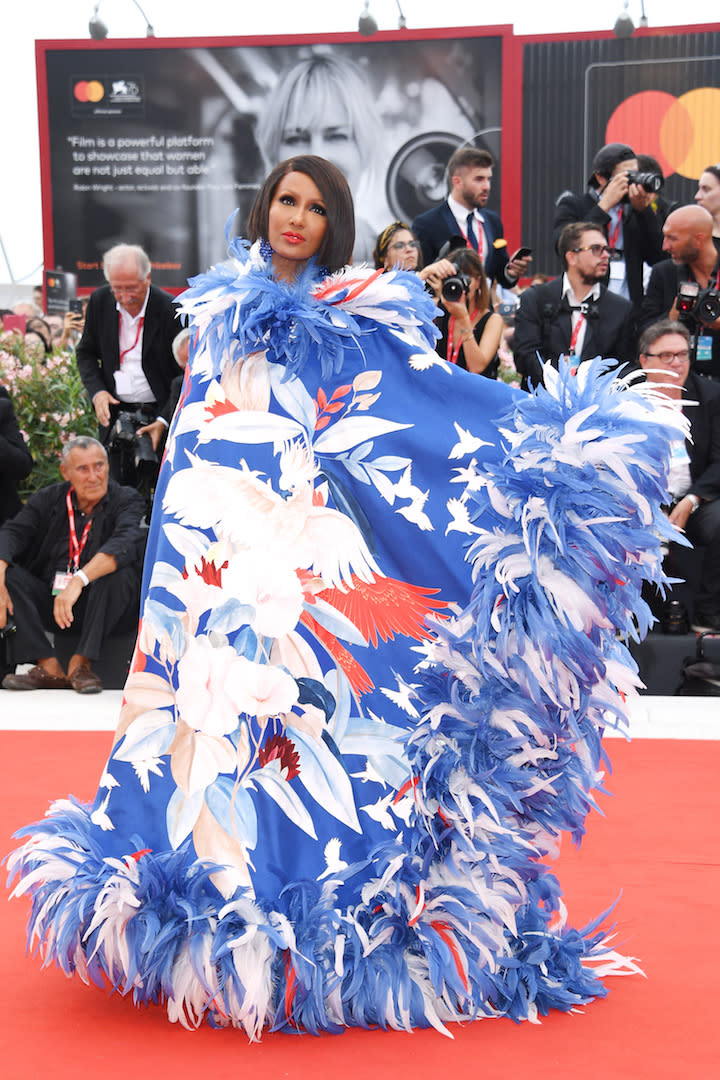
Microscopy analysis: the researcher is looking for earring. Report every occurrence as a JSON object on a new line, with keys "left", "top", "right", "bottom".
{"left": 259, "top": 238, "right": 273, "bottom": 259}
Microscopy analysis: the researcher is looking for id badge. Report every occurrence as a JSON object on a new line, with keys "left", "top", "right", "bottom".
{"left": 52, "top": 571, "right": 73, "bottom": 596}
{"left": 696, "top": 335, "right": 713, "bottom": 364}
{"left": 113, "top": 369, "right": 133, "bottom": 397}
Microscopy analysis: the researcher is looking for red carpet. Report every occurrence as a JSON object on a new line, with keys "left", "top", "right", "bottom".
{"left": 2, "top": 731, "right": 718, "bottom": 1079}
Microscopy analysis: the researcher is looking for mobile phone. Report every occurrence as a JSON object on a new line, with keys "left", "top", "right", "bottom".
{"left": 511, "top": 247, "right": 532, "bottom": 261}
{"left": 69, "top": 299, "right": 83, "bottom": 314}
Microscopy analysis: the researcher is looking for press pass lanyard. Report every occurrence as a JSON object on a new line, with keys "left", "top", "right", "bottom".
{"left": 66, "top": 489, "right": 92, "bottom": 573}
{"left": 446, "top": 309, "right": 479, "bottom": 366}
{"left": 607, "top": 212, "right": 622, "bottom": 256}
{"left": 119, "top": 314, "right": 144, "bottom": 364}
{"left": 568, "top": 311, "right": 585, "bottom": 356}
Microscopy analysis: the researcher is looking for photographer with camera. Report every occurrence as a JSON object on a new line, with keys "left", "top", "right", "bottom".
{"left": 553, "top": 143, "right": 665, "bottom": 311}
{"left": 432, "top": 247, "right": 504, "bottom": 378}
{"left": 513, "top": 222, "right": 635, "bottom": 391}
{"left": 75, "top": 244, "right": 183, "bottom": 498}
{"left": 640, "top": 205, "right": 720, "bottom": 382}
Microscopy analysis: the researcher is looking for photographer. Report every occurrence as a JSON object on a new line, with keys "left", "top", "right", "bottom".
{"left": 640, "top": 205, "right": 720, "bottom": 381}
{"left": 75, "top": 243, "right": 182, "bottom": 490}
{"left": 433, "top": 247, "right": 504, "bottom": 378}
{"left": 553, "top": 142, "right": 664, "bottom": 311}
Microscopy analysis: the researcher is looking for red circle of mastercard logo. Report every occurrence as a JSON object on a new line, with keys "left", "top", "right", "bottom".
{"left": 606, "top": 88, "right": 720, "bottom": 180}
{"left": 73, "top": 80, "right": 105, "bottom": 103}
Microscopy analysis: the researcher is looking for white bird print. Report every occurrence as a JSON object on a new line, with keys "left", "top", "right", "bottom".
{"left": 393, "top": 465, "right": 433, "bottom": 531}
{"left": 163, "top": 448, "right": 380, "bottom": 590}
{"left": 408, "top": 351, "right": 452, "bottom": 372}
{"left": 449, "top": 421, "right": 493, "bottom": 460}
{"left": 360, "top": 791, "right": 397, "bottom": 831}
{"left": 445, "top": 497, "right": 482, "bottom": 536}
{"left": 317, "top": 837, "right": 349, "bottom": 880}
{"left": 451, "top": 458, "right": 485, "bottom": 491}
{"left": 381, "top": 674, "right": 421, "bottom": 717}
{"left": 351, "top": 761, "right": 388, "bottom": 787}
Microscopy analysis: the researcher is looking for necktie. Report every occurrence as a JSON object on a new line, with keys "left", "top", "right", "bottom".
{"left": 466, "top": 212, "right": 479, "bottom": 253}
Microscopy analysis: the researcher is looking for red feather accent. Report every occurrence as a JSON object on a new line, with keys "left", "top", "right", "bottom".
{"left": 431, "top": 920, "right": 469, "bottom": 991}
{"left": 316, "top": 574, "right": 448, "bottom": 649}
{"left": 299, "top": 610, "right": 374, "bottom": 696}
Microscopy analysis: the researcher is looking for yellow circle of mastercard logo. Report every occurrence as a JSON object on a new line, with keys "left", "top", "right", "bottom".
{"left": 73, "top": 80, "right": 105, "bottom": 104}
{"left": 606, "top": 87, "right": 720, "bottom": 180}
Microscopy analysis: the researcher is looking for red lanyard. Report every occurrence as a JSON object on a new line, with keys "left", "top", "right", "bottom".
{"left": 569, "top": 312, "right": 585, "bottom": 355}
{"left": 66, "top": 489, "right": 93, "bottom": 572}
{"left": 446, "top": 309, "right": 479, "bottom": 365}
{"left": 461, "top": 216, "right": 484, "bottom": 261}
{"left": 608, "top": 213, "right": 621, "bottom": 253}
{"left": 119, "top": 314, "right": 144, "bottom": 365}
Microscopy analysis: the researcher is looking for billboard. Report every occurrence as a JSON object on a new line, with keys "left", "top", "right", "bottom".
{"left": 37, "top": 30, "right": 510, "bottom": 292}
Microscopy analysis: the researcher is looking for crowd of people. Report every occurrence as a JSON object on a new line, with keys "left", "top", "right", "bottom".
{"left": 1, "top": 138, "right": 719, "bottom": 700}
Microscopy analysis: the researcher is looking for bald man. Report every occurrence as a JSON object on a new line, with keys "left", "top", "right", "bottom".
{"left": 639, "top": 205, "right": 720, "bottom": 380}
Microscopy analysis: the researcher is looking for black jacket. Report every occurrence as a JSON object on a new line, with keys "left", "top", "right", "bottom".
{"left": 552, "top": 191, "right": 664, "bottom": 310}
{"left": 640, "top": 258, "right": 720, "bottom": 380}
{"left": 76, "top": 284, "right": 182, "bottom": 409}
{"left": 682, "top": 371, "right": 720, "bottom": 501}
{"left": 513, "top": 277, "right": 635, "bottom": 388}
{"left": 411, "top": 201, "right": 515, "bottom": 288}
{"left": 0, "top": 386, "right": 33, "bottom": 526}
{"left": 0, "top": 478, "right": 145, "bottom": 585}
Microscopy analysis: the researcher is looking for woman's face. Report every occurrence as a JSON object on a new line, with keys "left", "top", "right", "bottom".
{"left": 267, "top": 171, "right": 328, "bottom": 277}
{"left": 383, "top": 229, "right": 420, "bottom": 272}
{"left": 695, "top": 171, "right": 720, "bottom": 220}
{"left": 278, "top": 95, "right": 362, "bottom": 193}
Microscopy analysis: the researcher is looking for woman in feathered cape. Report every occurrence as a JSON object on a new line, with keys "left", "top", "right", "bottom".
{"left": 8, "top": 157, "right": 682, "bottom": 1037}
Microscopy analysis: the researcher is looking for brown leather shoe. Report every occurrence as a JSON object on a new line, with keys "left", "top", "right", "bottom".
{"left": 69, "top": 665, "right": 103, "bottom": 694}
{"left": 2, "top": 665, "right": 71, "bottom": 690}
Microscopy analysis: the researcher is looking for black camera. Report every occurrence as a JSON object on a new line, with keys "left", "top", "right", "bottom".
{"left": 110, "top": 408, "right": 158, "bottom": 474}
{"left": 442, "top": 272, "right": 471, "bottom": 303}
{"left": 625, "top": 169, "right": 664, "bottom": 194}
{"left": 676, "top": 281, "right": 720, "bottom": 326}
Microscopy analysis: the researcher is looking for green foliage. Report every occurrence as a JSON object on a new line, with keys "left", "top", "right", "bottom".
{"left": 0, "top": 335, "right": 96, "bottom": 498}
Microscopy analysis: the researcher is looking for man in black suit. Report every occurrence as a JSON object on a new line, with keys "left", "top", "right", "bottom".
{"left": 76, "top": 243, "right": 182, "bottom": 485}
{"left": 513, "top": 222, "right": 635, "bottom": 390}
{"left": 411, "top": 147, "right": 531, "bottom": 289}
{"left": 636, "top": 319, "right": 720, "bottom": 633}
{"left": 639, "top": 205, "right": 720, "bottom": 381}
{"left": 553, "top": 142, "right": 664, "bottom": 311}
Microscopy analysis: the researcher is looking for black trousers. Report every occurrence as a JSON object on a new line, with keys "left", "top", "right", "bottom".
{"left": 684, "top": 497, "right": 720, "bottom": 614}
{"left": 4, "top": 563, "right": 140, "bottom": 665}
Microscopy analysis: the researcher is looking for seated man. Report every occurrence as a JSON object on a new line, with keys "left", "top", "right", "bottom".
{"left": 513, "top": 221, "right": 635, "bottom": 390}
{"left": 636, "top": 319, "right": 720, "bottom": 633}
{"left": 0, "top": 436, "right": 145, "bottom": 693}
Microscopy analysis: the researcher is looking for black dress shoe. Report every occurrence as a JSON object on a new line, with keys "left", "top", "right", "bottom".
{"left": 2, "top": 665, "right": 71, "bottom": 690}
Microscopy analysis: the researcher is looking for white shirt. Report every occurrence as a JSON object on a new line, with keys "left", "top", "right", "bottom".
{"left": 447, "top": 195, "right": 487, "bottom": 265}
{"left": 114, "top": 290, "right": 154, "bottom": 403}
{"left": 562, "top": 273, "right": 602, "bottom": 360}
{"left": 606, "top": 206, "right": 630, "bottom": 301}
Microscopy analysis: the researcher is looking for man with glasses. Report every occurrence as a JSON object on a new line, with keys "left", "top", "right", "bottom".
{"left": 636, "top": 318, "right": 720, "bottom": 633}
{"left": 513, "top": 222, "right": 635, "bottom": 390}
{"left": 639, "top": 205, "right": 720, "bottom": 381}
{"left": 75, "top": 244, "right": 182, "bottom": 485}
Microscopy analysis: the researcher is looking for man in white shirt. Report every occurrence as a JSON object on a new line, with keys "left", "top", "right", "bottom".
{"left": 513, "top": 222, "right": 635, "bottom": 390}
{"left": 75, "top": 243, "right": 182, "bottom": 486}
{"left": 412, "top": 147, "right": 531, "bottom": 289}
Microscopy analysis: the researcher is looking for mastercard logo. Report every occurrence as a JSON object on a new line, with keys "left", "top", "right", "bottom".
{"left": 606, "top": 88, "right": 720, "bottom": 181}
{"left": 73, "top": 80, "right": 105, "bottom": 104}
